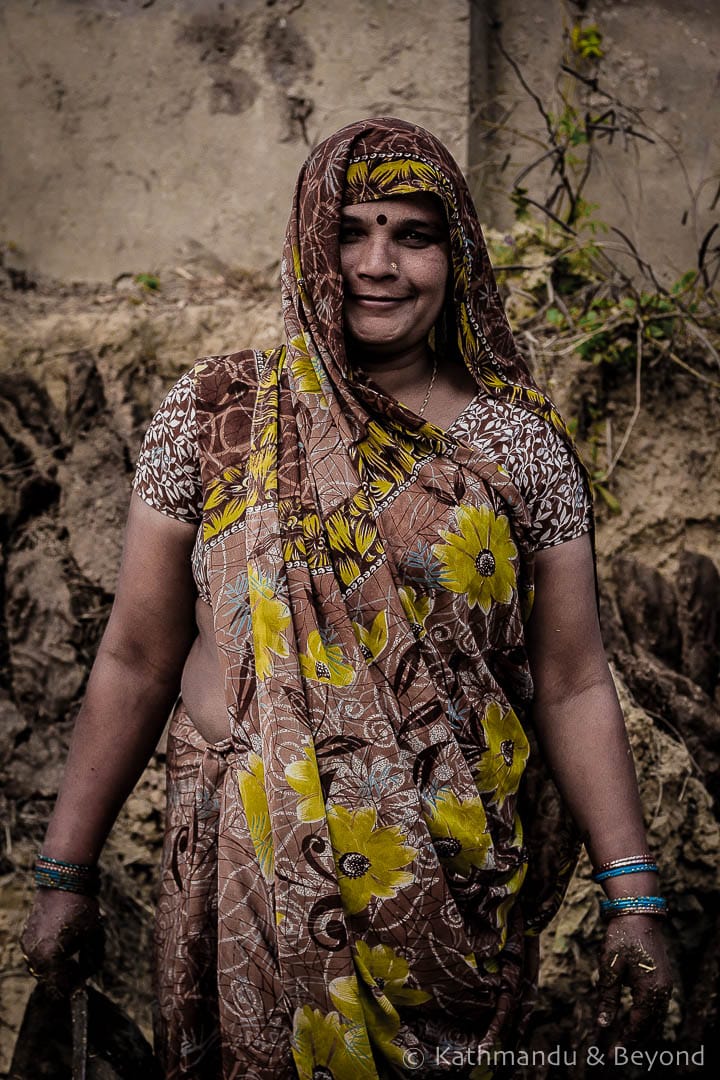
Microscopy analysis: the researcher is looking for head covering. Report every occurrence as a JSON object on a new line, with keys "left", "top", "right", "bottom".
{"left": 194, "top": 117, "right": 584, "bottom": 1074}
{"left": 282, "top": 116, "right": 571, "bottom": 439}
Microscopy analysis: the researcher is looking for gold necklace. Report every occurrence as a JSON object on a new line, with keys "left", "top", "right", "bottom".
{"left": 418, "top": 353, "right": 438, "bottom": 417}
{"left": 354, "top": 353, "right": 438, "bottom": 416}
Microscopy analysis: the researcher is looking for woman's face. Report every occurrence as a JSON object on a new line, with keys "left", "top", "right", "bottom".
{"left": 339, "top": 192, "right": 450, "bottom": 363}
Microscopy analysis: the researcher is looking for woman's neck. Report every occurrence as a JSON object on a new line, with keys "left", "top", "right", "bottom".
{"left": 348, "top": 340, "right": 433, "bottom": 395}
{"left": 349, "top": 338, "right": 479, "bottom": 426}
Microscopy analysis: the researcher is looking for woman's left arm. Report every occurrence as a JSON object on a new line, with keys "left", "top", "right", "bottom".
{"left": 526, "top": 532, "right": 673, "bottom": 1046}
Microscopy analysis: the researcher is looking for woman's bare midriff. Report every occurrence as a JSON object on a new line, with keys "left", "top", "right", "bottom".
{"left": 180, "top": 598, "right": 230, "bottom": 744}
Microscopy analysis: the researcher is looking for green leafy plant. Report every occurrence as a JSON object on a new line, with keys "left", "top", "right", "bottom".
{"left": 570, "top": 23, "right": 604, "bottom": 61}
{"left": 134, "top": 272, "right": 161, "bottom": 291}
{"left": 483, "top": 16, "right": 719, "bottom": 515}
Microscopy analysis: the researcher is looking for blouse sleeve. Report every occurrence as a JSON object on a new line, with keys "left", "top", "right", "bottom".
{"left": 132, "top": 370, "right": 202, "bottom": 524}
{"left": 449, "top": 395, "right": 592, "bottom": 552}
{"left": 521, "top": 423, "right": 592, "bottom": 551}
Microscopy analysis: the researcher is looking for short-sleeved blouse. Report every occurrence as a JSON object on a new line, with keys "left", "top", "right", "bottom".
{"left": 133, "top": 365, "right": 592, "bottom": 604}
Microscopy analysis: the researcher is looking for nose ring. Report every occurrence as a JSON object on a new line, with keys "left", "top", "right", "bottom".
{"left": 390, "top": 262, "right": 398, "bottom": 272}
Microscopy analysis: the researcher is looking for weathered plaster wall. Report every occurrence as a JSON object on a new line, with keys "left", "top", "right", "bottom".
{"left": 0, "top": 0, "right": 469, "bottom": 282}
{"left": 2, "top": 1, "right": 718, "bottom": 286}
{"left": 470, "top": 0, "right": 720, "bottom": 283}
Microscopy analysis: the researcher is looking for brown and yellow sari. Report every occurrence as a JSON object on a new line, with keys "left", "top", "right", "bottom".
{"left": 153, "top": 118, "right": 586, "bottom": 1079}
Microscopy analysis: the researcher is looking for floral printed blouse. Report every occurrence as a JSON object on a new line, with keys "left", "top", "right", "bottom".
{"left": 133, "top": 366, "right": 592, "bottom": 605}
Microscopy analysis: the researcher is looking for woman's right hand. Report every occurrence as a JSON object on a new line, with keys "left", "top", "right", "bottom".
{"left": 20, "top": 889, "right": 104, "bottom": 997}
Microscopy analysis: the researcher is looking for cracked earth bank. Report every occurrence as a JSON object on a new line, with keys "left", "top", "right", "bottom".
{"left": 1, "top": 268, "right": 718, "bottom": 1077}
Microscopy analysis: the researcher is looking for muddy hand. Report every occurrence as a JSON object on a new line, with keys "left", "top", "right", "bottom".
{"left": 596, "top": 915, "right": 672, "bottom": 1049}
{"left": 21, "top": 889, "right": 104, "bottom": 998}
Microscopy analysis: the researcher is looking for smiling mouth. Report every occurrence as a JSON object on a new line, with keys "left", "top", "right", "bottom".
{"left": 351, "top": 295, "right": 409, "bottom": 303}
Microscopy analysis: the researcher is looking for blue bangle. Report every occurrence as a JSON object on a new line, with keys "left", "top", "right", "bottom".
{"left": 593, "top": 861, "right": 658, "bottom": 882}
{"left": 34, "top": 855, "right": 99, "bottom": 896}
{"left": 600, "top": 895, "right": 668, "bottom": 919}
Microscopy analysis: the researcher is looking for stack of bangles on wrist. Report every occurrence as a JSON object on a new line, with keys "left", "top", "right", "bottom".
{"left": 592, "top": 855, "right": 668, "bottom": 919}
{"left": 34, "top": 855, "right": 99, "bottom": 896}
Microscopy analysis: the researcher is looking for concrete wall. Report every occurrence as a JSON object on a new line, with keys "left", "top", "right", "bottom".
{"left": 1, "top": 0, "right": 718, "bottom": 285}
{"left": 470, "top": 0, "right": 720, "bottom": 284}
{"left": 0, "top": 0, "right": 469, "bottom": 281}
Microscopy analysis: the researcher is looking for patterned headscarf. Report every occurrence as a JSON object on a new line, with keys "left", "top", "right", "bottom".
{"left": 283, "top": 116, "right": 571, "bottom": 439}
{"left": 195, "top": 117, "right": 583, "bottom": 1075}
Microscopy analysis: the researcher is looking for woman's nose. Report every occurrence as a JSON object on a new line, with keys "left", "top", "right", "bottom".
{"left": 355, "top": 235, "right": 395, "bottom": 278}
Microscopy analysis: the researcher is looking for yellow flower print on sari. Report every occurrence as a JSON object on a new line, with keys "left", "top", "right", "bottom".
{"left": 302, "top": 511, "right": 332, "bottom": 572}
{"left": 369, "top": 156, "right": 443, "bottom": 194}
{"left": 299, "top": 629, "right": 355, "bottom": 687}
{"left": 252, "top": 363, "right": 280, "bottom": 438}
{"left": 291, "top": 243, "right": 308, "bottom": 307}
{"left": 237, "top": 753, "right": 274, "bottom": 880}
{"left": 353, "top": 420, "right": 417, "bottom": 492}
{"left": 470, "top": 1063, "right": 495, "bottom": 1080}
{"left": 352, "top": 609, "right": 389, "bottom": 663}
{"left": 202, "top": 465, "right": 255, "bottom": 541}
{"left": 398, "top": 586, "right": 433, "bottom": 640}
{"left": 249, "top": 569, "right": 291, "bottom": 680}
{"left": 345, "top": 156, "right": 444, "bottom": 205}
{"left": 495, "top": 864, "right": 527, "bottom": 949}
{"left": 327, "top": 805, "right": 416, "bottom": 915}
{"left": 330, "top": 970, "right": 400, "bottom": 1069}
{"left": 475, "top": 702, "right": 530, "bottom": 806}
{"left": 290, "top": 333, "right": 329, "bottom": 406}
{"left": 459, "top": 303, "right": 480, "bottom": 366}
{"left": 247, "top": 363, "right": 280, "bottom": 498}
{"left": 433, "top": 504, "right": 517, "bottom": 613}
{"left": 354, "top": 941, "right": 431, "bottom": 1009}
{"left": 424, "top": 789, "right": 492, "bottom": 876}
{"left": 248, "top": 441, "right": 278, "bottom": 497}
{"left": 459, "top": 306, "right": 505, "bottom": 393}
{"left": 285, "top": 741, "right": 325, "bottom": 823}
{"left": 325, "top": 510, "right": 381, "bottom": 589}
{"left": 280, "top": 499, "right": 306, "bottom": 564}
{"left": 291, "top": 1005, "right": 358, "bottom": 1080}
{"left": 330, "top": 942, "right": 430, "bottom": 1068}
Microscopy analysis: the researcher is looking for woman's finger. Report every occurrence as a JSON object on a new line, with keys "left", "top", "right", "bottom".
{"left": 596, "top": 947, "right": 623, "bottom": 1031}
{"left": 625, "top": 978, "right": 672, "bottom": 1045}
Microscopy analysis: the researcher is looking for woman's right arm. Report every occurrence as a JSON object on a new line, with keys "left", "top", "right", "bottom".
{"left": 21, "top": 493, "right": 198, "bottom": 989}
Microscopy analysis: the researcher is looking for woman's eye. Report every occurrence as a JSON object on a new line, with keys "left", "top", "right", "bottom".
{"left": 400, "top": 230, "right": 433, "bottom": 245}
{"left": 339, "top": 228, "right": 362, "bottom": 243}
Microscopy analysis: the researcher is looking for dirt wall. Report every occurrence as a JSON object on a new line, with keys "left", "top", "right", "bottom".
{"left": 1, "top": 265, "right": 718, "bottom": 1074}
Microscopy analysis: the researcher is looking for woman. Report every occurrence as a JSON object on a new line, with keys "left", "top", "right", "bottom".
{"left": 22, "top": 118, "right": 671, "bottom": 1078}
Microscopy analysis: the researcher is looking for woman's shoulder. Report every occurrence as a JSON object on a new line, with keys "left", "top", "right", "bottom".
{"left": 450, "top": 390, "right": 592, "bottom": 549}
{"left": 190, "top": 348, "right": 270, "bottom": 403}
{"left": 449, "top": 390, "right": 565, "bottom": 453}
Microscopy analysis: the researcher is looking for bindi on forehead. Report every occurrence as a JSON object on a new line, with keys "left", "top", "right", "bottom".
{"left": 376, "top": 213, "right": 387, "bottom": 225}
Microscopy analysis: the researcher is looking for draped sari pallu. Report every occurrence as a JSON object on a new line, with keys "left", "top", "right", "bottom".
{"left": 156, "top": 118, "right": 586, "bottom": 1080}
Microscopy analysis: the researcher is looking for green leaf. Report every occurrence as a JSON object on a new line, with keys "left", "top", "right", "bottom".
{"left": 571, "top": 24, "right": 604, "bottom": 60}
{"left": 511, "top": 186, "right": 530, "bottom": 220}
{"left": 672, "top": 270, "right": 697, "bottom": 294}
{"left": 594, "top": 483, "right": 621, "bottom": 514}
{"left": 134, "top": 272, "right": 160, "bottom": 291}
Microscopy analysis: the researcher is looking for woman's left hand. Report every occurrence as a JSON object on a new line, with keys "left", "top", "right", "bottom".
{"left": 596, "top": 915, "right": 673, "bottom": 1048}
